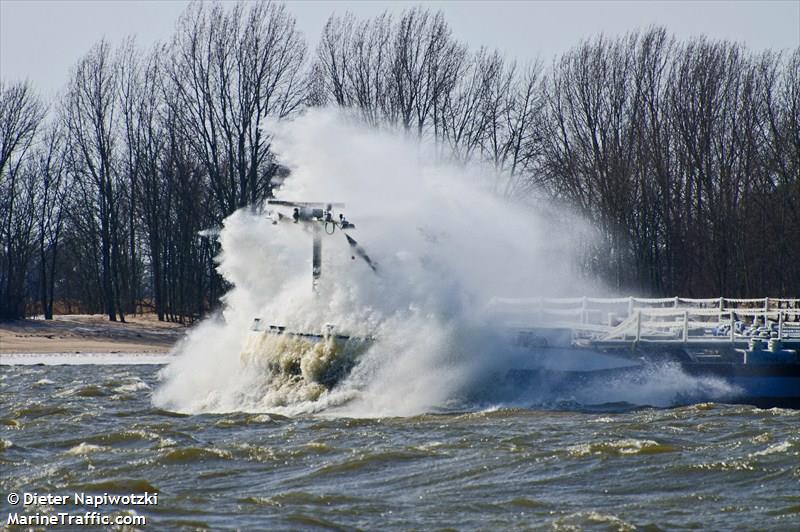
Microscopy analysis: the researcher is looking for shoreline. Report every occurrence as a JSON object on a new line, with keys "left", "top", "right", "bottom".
{"left": 0, "top": 314, "right": 186, "bottom": 356}
{"left": 1, "top": 352, "right": 176, "bottom": 365}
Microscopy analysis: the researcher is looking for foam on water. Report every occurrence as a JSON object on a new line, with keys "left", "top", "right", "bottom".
{"left": 152, "top": 108, "right": 736, "bottom": 416}
{"left": 4, "top": 364, "right": 796, "bottom": 530}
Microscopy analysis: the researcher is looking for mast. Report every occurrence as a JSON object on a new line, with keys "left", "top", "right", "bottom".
{"left": 266, "top": 199, "right": 376, "bottom": 295}
{"left": 312, "top": 223, "right": 322, "bottom": 295}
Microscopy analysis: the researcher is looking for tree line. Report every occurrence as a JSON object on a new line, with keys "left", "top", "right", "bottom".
{"left": 1, "top": 1, "right": 798, "bottom": 322}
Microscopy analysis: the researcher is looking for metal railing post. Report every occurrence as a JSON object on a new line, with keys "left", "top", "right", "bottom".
{"left": 635, "top": 310, "right": 642, "bottom": 343}
{"left": 683, "top": 310, "right": 689, "bottom": 342}
{"left": 764, "top": 297, "right": 769, "bottom": 326}
{"left": 581, "top": 296, "right": 587, "bottom": 324}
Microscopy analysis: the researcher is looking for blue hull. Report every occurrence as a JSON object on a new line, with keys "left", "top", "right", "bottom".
{"left": 504, "top": 363, "right": 800, "bottom": 409}
{"left": 681, "top": 362, "right": 800, "bottom": 408}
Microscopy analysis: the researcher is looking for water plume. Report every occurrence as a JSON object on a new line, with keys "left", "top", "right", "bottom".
{"left": 152, "top": 108, "right": 730, "bottom": 416}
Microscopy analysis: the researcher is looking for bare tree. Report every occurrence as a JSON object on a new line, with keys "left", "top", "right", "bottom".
{"left": 0, "top": 80, "right": 45, "bottom": 319}
{"left": 482, "top": 60, "right": 545, "bottom": 198}
{"left": 64, "top": 39, "right": 126, "bottom": 321}
{"left": 33, "top": 122, "right": 69, "bottom": 319}
{"left": 390, "top": 8, "right": 464, "bottom": 135}
{"left": 167, "top": 0, "right": 306, "bottom": 218}
{"left": 540, "top": 34, "right": 643, "bottom": 289}
{"left": 314, "top": 12, "right": 396, "bottom": 126}
{"left": 439, "top": 49, "right": 494, "bottom": 164}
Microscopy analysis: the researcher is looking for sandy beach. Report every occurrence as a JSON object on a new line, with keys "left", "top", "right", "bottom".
{"left": 0, "top": 314, "right": 186, "bottom": 355}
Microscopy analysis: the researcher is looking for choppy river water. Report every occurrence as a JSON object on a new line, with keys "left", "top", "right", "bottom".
{"left": 1, "top": 363, "right": 798, "bottom": 530}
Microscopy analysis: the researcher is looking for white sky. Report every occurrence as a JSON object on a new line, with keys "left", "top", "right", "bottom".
{"left": 2, "top": 0, "right": 799, "bottom": 99}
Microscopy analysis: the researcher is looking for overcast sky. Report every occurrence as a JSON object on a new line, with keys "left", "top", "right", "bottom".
{"left": 2, "top": 0, "right": 799, "bottom": 98}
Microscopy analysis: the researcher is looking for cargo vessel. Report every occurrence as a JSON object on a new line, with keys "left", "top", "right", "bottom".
{"left": 495, "top": 296, "right": 800, "bottom": 408}
{"left": 246, "top": 200, "right": 799, "bottom": 408}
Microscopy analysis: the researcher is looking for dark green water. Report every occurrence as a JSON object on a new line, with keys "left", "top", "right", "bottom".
{"left": 1, "top": 364, "right": 798, "bottom": 530}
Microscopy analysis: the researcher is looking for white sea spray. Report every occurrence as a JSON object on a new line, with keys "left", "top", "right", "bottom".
{"left": 152, "top": 108, "right": 735, "bottom": 416}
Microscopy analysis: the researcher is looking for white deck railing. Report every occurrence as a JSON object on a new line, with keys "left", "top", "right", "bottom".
{"left": 490, "top": 296, "right": 800, "bottom": 344}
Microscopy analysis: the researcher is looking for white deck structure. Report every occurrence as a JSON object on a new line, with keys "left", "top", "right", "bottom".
{"left": 490, "top": 297, "right": 800, "bottom": 347}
